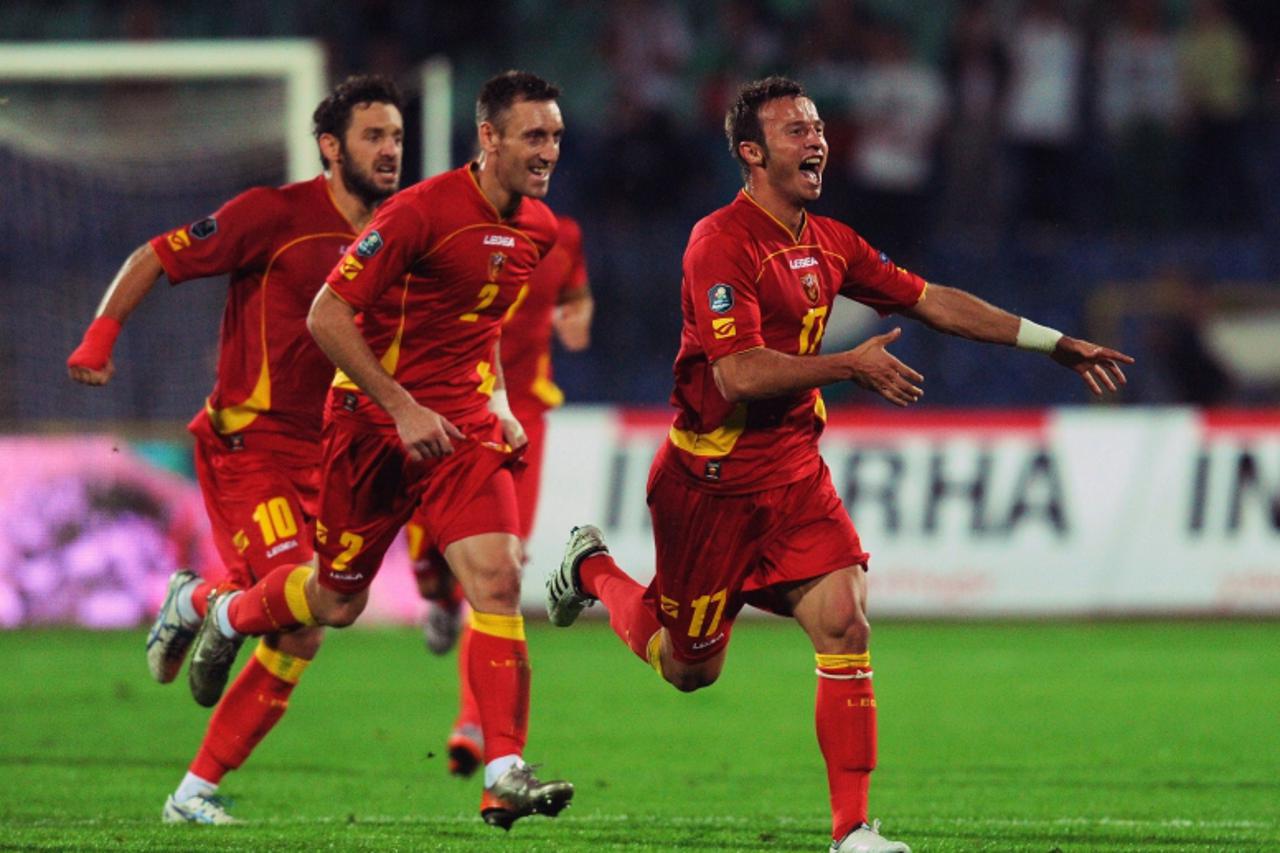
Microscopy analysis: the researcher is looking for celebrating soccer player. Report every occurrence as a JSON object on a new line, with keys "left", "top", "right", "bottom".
{"left": 67, "top": 75, "right": 405, "bottom": 824}
{"left": 407, "top": 212, "right": 593, "bottom": 777}
{"left": 545, "top": 76, "right": 1133, "bottom": 853}
{"left": 182, "top": 70, "right": 575, "bottom": 830}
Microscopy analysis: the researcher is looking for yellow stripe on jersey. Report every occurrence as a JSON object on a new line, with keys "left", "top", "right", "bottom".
{"left": 667, "top": 403, "right": 748, "bottom": 457}
{"left": 815, "top": 652, "right": 871, "bottom": 670}
{"left": 470, "top": 610, "right": 526, "bottom": 641}
{"left": 332, "top": 275, "right": 411, "bottom": 389}
{"left": 531, "top": 352, "right": 564, "bottom": 408}
{"left": 254, "top": 639, "right": 311, "bottom": 684}
{"left": 205, "top": 232, "right": 354, "bottom": 432}
{"left": 815, "top": 391, "right": 827, "bottom": 422}
{"left": 283, "top": 565, "right": 316, "bottom": 625}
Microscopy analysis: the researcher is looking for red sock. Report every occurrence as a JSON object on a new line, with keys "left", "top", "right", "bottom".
{"left": 454, "top": 621, "right": 481, "bottom": 729}
{"left": 189, "top": 580, "right": 216, "bottom": 620}
{"left": 466, "top": 612, "right": 530, "bottom": 762}
{"left": 226, "top": 565, "right": 315, "bottom": 635}
{"left": 189, "top": 642, "right": 311, "bottom": 783}
{"left": 579, "top": 553, "right": 661, "bottom": 662}
{"left": 815, "top": 653, "right": 877, "bottom": 840}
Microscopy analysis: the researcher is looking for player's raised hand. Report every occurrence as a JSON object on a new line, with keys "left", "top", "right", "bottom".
{"left": 846, "top": 327, "right": 924, "bottom": 407}
{"left": 553, "top": 298, "right": 592, "bottom": 351}
{"left": 1050, "top": 336, "right": 1134, "bottom": 396}
{"left": 395, "top": 403, "right": 465, "bottom": 459}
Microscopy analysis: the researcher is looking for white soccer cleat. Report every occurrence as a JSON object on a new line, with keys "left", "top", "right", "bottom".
{"left": 830, "top": 820, "right": 911, "bottom": 852}
{"left": 480, "top": 763, "right": 574, "bottom": 830}
{"left": 162, "top": 793, "right": 241, "bottom": 825}
{"left": 145, "top": 569, "right": 200, "bottom": 684}
{"left": 546, "top": 525, "right": 607, "bottom": 627}
{"left": 422, "top": 599, "right": 462, "bottom": 655}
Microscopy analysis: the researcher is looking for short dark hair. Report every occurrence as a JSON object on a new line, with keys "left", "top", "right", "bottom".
{"left": 724, "top": 76, "right": 807, "bottom": 179}
{"left": 475, "top": 70, "right": 561, "bottom": 131}
{"left": 312, "top": 74, "right": 404, "bottom": 169}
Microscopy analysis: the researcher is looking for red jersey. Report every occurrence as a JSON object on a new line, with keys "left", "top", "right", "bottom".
{"left": 655, "top": 190, "right": 927, "bottom": 494}
{"left": 150, "top": 175, "right": 359, "bottom": 450}
{"left": 323, "top": 164, "right": 558, "bottom": 432}
{"left": 501, "top": 214, "right": 589, "bottom": 419}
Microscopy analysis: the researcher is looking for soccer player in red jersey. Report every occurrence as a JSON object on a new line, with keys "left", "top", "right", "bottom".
{"left": 408, "top": 213, "right": 593, "bottom": 777}
{"left": 184, "top": 70, "right": 575, "bottom": 829}
{"left": 545, "top": 77, "right": 1133, "bottom": 853}
{"left": 66, "top": 76, "right": 405, "bottom": 824}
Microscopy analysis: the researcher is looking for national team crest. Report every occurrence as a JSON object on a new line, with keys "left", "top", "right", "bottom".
{"left": 488, "top": 252, "right": 507, "bottom": 281}
{"left": 801, "top": 272, "right": 820, "bottom": 305}
{"left": 190, "top": 217, "right": 218, "bottom": 240}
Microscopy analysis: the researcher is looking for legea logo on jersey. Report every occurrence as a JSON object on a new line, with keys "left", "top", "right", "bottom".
{"left": 708, "top": 283, "right": 734, "bottom": 313}
{"left": 338, "top": 254, "right": 364, "bottom": 280}
{"left": 166, "top": 228, "right": 191, "bottom": 252}
{"left": 711, "top": 317, "right": 736, "bottom": 339}
{"left": 355, "top": 230, "right": 384, "bottom": 257}
{"left": 190, "top": 217, "right": 217, "bottom": 240}
{"left": 483, "top": 233, "right": 516, "bottom": 248}
{"left": 789, "top": 256, "right": 818, "bottom": 269}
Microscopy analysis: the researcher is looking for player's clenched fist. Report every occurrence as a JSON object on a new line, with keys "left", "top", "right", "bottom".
{"left": 846, "top": 327, "right": 924, "bottom": 408}
{"left": 395, "top": 403, "right": 464, "bottom": 459}
{"left": 67, "top": 316, "right": 122, "bottom": 386}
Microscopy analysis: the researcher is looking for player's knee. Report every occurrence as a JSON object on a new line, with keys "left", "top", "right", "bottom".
{"left": 272, "top": 626, "right": 324, "bottom": 659}
{"left": 819, "top": 613, "right": 870, "bottom": 654}
{"left": 666, "top": 668, "right": 719, "bottom": 693}
{"left": 312, "top": 597, "right": 364, "bottom": 628}
{"left": 466, "top": 559, "right": 523, "bottom": 612}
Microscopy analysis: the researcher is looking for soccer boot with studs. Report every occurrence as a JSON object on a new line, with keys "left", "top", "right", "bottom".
{"left": 546, "top": 525, "right": 608, "bottom": 627}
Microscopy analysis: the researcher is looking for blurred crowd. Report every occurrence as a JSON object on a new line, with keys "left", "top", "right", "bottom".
{"left": 3, "top": 0, "right": 1278, "bottom": 412}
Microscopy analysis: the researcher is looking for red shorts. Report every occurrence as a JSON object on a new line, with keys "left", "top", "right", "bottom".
{"left": 316, "top": 419, "right": 521, "bottom": 594}
{"left": 405, "top": 409, "right": 544, "bottom": 582}
{"left": 193, "top": 434, "right": 320, "bottom": 587}
{"left": 644, "top": 459, "right": 868, "bottom": 664}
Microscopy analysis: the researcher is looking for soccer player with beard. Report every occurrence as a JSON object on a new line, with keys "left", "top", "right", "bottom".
{"left": 409, "top": 212, "right": 593, "bottom": 778}
{"left": 183, "top": 70, "right": 575, "bottom": 830}
{"left": 67, "top": 75, "right": 405, "bottom": 824}
{"left": 546, "top": 77, "right": 1133, "bottom": 853}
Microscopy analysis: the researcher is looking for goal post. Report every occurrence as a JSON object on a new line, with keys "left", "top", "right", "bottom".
{"left": 0, "top": 39, "right": 326, "bottom": 182}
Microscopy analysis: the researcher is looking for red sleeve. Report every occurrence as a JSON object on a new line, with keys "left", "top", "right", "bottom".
{"left": 557, "top": 217, "right": 589, "bottom": 295}
{"left": 325, "top": 192, "right": 431, "bottom": 311}
{"left": 684, "top": 230, "right": 763, "bottom": 362}
{"left": 149, "top": 187, "right": 280, "bottom": 285}
{"left": 836, "top": 225, "right": 927, "bottom": 315}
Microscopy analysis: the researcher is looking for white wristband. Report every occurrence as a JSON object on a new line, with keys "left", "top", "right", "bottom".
{"left": 1015, "top": 318, "right": 1063, "bottom": 353}
{"left": 488, "top": 388, "right": 514, "bottom": 419}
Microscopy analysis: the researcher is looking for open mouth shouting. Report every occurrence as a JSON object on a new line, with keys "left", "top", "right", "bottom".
{"left": 799, "top": 155, "right": 823, "bottom": 188}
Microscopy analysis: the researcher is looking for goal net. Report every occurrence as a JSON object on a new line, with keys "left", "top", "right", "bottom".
{"left": 0, "top": 40, "right": 324, "bottom": 428}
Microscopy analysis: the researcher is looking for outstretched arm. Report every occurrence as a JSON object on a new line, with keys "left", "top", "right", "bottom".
{"left": 308, "top": 285, "right": 463, "bottom": 459}
{"left": 67, "top": 242, "right": 166, "bottom": 385}
{"left": 901, "top": 284, "right": 1134, "bottom": 396}
{"left": 713, "top": 327, "right": 924, "bottom": 407}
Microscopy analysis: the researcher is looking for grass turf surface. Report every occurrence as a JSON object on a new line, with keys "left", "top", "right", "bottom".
{"left": 2, "top": 619, "right": 1278, "bottom": 851}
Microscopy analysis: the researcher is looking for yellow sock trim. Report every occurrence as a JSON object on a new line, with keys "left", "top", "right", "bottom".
{"left": 470, "top": 611, "right": 526, "bottom": 641}
{"left": 645, "top": 630, "right": 665, "bottom": 677}
{"left": 254, "top": 639, "right": 311, "bottom": 684}
{"left": 815, "top": 652, "right": 871, "bottom": 671}
{"left": 283, "top": 565, "right": 317, "bottom": 625}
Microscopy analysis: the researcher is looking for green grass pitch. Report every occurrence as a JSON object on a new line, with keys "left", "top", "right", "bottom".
{"left": 3, "top": 619, "right": 1278, "bottom": 851}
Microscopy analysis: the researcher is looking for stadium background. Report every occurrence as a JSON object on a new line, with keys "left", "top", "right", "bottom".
{"left": 2, "top": 3, "right": 1279, "bottom": 851}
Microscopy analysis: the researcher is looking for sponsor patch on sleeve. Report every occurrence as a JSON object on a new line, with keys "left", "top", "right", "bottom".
{"left": 190, "top": 217, "right": 218, "bottom": 239}
{"left": 707, "top": 283, "right": 735, "bottom": 314}
{"left": 355, "top": 230, "right": 384, "bottom": 257}
{"left": 711, "top": 317, "right": 736, "bottom": 339}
